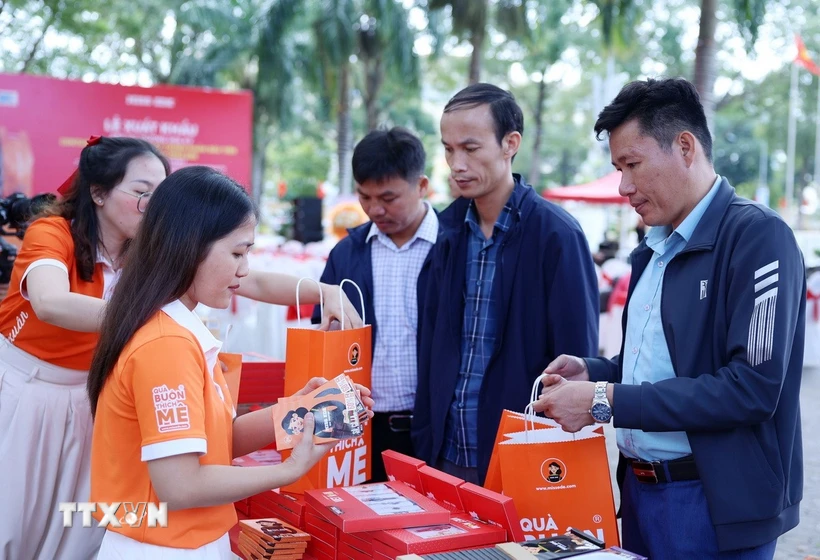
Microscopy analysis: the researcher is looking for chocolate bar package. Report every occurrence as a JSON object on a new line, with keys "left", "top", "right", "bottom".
{"left": 273, "top": 374, "right": 367, "bottom": 450}
{"left": 496, "top": 528, "right": 604, "bottom": 559}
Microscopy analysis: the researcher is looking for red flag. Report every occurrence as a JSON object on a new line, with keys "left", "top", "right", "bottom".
{"left": 795, "top": 34, "right": 820, "bottom": 76}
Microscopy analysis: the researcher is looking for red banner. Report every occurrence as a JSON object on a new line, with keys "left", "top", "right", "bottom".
{"left": 0, "top": 73, "right": 252, "bottom": 197}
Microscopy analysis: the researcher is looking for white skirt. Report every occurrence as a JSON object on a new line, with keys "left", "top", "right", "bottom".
{"left": 0, "top": 338, "right": 104, "bottom": 560}
{"left": 97, "top": 531, "right": 233, "bottom": 559}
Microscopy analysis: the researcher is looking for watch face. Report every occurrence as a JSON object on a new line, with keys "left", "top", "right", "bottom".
{"left": 591, "top": 402, "right": 612, "bottom": 422}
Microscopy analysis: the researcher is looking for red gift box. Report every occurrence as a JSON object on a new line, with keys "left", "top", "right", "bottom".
{"left": 237, "top": 358, "right": 285, "bottom": 406}
{"left": 247, "top": 491, "right": 304, "bottom": 529}
{"left": 457, "top": 482, "right": 524, "bottom": 542}
{"left": 381, "top": 451, "right": 425, "bottom": 493}
{"left": 338, "top": 530, "right": 373, "bottom": 555}
{"left": 306, "top": 535, "right": 337, "bottom": 560}
{"left": 305, "top": 481, "right": 450, "bottom": 533}
{"left": 370, "top": 513, "right": 507, "bottom": 556}
{"left": 305, "top": 507, "right": 339, "bottom": 545}
{"left": 232, "top": 449, "right": 283, "bottom": 467}
{"left": 338, "top": 540, "right": 372, "bottom": 560}
{"left": 417, "top": 466, "right": 464, "bottom": 513}
{"left": 269, "top": 490, "right": 306, "bottom": 516}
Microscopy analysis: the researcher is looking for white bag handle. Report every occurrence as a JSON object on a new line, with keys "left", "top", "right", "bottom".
{"left": 295, "top": 277, "right": 324, "bottom": 322}
{"left": 338, "top": 279, "right": 366, "bottom": 330}
{"left": 523, "top": 373, "right": 548, "bottom": 439}
{"left": 523, "top": 372, "right": 576, "bottom": 441}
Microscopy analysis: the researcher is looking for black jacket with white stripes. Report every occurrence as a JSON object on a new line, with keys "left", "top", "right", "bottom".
{"left": 587, "top": 177, "right": 805, "bottom": 552}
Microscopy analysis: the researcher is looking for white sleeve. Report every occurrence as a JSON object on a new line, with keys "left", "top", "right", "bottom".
{"left": 141, "top": 438, "right": 207, "bottom": 461}
{"left": 20, "top": 259, "right": 69, "bottom": 300}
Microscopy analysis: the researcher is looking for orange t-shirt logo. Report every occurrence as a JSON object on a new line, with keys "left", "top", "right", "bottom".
{"left": 152, "top": 384, "right": 191, "bottom": 433}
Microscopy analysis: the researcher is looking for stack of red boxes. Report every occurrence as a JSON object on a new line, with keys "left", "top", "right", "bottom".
{"left": 302, "top": 451, "right": 522, "bottom": 560}
{"left": 304, "top": 504, "right": 341, "bottom": 560}
{"left": 236, "top": 357, "right": 285, "bottom": 405}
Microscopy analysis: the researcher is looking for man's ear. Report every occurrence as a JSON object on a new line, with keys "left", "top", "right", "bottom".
{"left": 678, "top": 131, "right": 698, "bottom": 167}
{"left": 502, "top": 131, "right": 522, "bottom": 159}
{"left": 417, "top": 175, "right": 430, "bottom": 198}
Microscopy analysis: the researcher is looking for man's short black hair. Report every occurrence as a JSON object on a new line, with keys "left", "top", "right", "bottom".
{"left": 594, "top": 77, "right": 713, "bottom": 163}
{"left": 444, "top": 83, "right": 524, "bottom": 146}
{"left": 352, "top": 127, "right": 426, "bottom": 185}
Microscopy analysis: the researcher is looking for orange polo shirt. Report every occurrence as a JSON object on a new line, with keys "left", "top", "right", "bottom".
{"left": 90, "top": 300, "right": 236, "bottom": 549}
{"left": 0, "top": 216, "right": 115, "bottom": 370}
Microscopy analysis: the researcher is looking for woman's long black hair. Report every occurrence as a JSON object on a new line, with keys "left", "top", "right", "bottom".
{"left": 87, "top": 166, "right": 258, "bottom": 414}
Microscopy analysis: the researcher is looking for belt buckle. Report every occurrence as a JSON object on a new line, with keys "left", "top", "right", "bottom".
{"left": 631, "top": 460, "right": 659, "bottom": 484}
{"left": 388, "top": 414, "right": 412, "bottom": 433}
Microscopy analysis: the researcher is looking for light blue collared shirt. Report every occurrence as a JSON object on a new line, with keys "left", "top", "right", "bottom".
{"left": 617, "top": 176, "right": 721, "bottom": 461}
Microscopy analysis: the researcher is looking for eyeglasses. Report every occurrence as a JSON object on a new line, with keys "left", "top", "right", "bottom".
{"left": 116, "top": 187, "right": 152, "bottom": 213}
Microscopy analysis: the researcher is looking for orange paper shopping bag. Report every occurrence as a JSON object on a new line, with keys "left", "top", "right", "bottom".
{"left": 281, "top": 279, "right": 373, "bottom": 492}
{"left": 497, "top": 426, "right": 619, "bottom": 546}
{"left": 491, "top": 375, "right": 619, "bottom": 547}
{"left": 484, "top": 410, "right": 558, "bottom": 493}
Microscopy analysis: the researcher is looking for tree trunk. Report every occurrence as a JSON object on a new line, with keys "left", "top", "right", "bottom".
{"left": 559, "top": 148, "right": 571, "bottom": 187}
{"left": 251, "top": 120, "right": 268, "bottom": 204}
{"left": 693, "top": 0, "right": 718, "bottom": 125}
{"left": 337, "top": 62, "right": 353, "bottom": 194}
{"left": 528, "top": 72, "right": 548, "bottom": 188}
{"left": 364, "top": 56, "right": 384, "bottom": 131}
{"left": 468, "top": 26, "right": 485, "bottom": 85}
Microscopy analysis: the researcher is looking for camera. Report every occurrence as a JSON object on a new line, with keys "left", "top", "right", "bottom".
{"left": 0, "top": 193, "right": 55, "bottom": 236}
{"left": 0, "top": 193, "right": 56, "bottom": 284}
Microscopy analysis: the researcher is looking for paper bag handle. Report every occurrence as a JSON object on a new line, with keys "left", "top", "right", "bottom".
{"left": 523, "top": 373, "right": 548, "bottom": 438}
{"left": 295, "top": 277, "right": 324, "bottom": 322}
{"left": 524, "top": 372, "right": 575, "bottom": 441}
{"left": 338, "top": 279, "right": 366, "bottom": 330}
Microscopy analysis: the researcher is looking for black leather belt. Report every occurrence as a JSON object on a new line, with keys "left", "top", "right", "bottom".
{"left": 374, "top": 411, "right": 412, "bottom": 432}
{"left": 627, "top": 455, "right": 699, "bottom": 484}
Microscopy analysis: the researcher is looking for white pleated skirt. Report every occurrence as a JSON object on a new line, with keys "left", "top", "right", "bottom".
{"left": 0, "top": 337, "right": 104, "bottom": 560}
{"left": 97, "top": 531, "right": 233, "bottom": 559}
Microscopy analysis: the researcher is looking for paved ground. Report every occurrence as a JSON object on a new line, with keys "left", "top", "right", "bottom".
{"left": 603, "top": 367, "right": 820, "bottom": 559}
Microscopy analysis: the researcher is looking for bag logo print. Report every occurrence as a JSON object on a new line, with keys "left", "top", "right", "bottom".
{"left": 540, "top": 458, "right": 567, "bottom": 484}
{"left": 348, "top": 343, "right": 360, "bottom": 366}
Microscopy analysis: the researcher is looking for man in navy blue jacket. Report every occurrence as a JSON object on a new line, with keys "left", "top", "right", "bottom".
{"left": 536, "top": 78, "right": 803, "bottom": 558}
{"left": 411, "top": 84, "right": 599, "bottom": 484}
{"left": 314, "top": 127, "right": 440, "bottom": 482}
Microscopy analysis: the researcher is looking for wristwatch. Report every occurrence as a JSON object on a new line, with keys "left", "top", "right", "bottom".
{"left": 589, "top": 381, "right": 612, "bottom": 423}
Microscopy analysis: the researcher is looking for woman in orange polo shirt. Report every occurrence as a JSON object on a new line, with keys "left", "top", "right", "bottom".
{"left": 87, "top": 166, "right": 373, "bottom": 558}
{"left": 0, "top": 136, "right": 171, "bottom": 559}
{"left": 0, "top": 138, "right": 363, "bottom": 560}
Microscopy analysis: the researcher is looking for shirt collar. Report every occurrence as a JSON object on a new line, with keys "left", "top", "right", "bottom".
{"left": 645, "top": 175, "right": 722, "bottom": 250}
{"left": 464, "top": 178, "right": 525, "bottom": 233}
{"left": 96, "top": 249, "right": 114, "bottom": 269}
{"left": 160, "top": 300, "right": 223, "bottom": 359}
{"left": 366, "top": 202, "right": 438, "bottom": 246}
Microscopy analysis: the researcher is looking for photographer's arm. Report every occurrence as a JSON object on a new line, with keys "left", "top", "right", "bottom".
{"left": 26, "top": 266, "right": 105, "bottom": 332}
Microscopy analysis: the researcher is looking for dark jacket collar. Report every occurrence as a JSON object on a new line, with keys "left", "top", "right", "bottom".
{"left": 438, "top": 174, "right": 534, "bottom": 233}
{"left": 631, "top": 176, "right": 736, "bottom": 263}
{"left": 345, "top": 219, "right": 374, "bottom": 246}
{"left": 684, "top": 176, "right": 735, "bottom": 251}
{"left": 346, "top": 205, "right": 443, "bottom": 245}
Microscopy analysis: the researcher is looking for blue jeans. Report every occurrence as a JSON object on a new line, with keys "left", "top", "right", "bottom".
{"left": 621, "top": 468, "right": 777, "bottom": 559}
